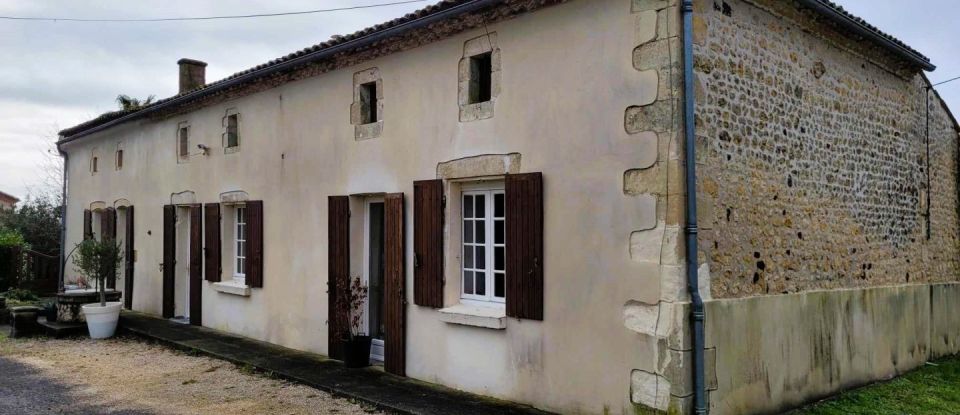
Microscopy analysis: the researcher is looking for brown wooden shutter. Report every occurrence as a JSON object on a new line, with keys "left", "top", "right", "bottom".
{"left": 413, "top": 180, "right": 444, "bottom": 308}
{"left": 162, "top": 205, "right": 176, "bottom": 319}
{"left": 83, "top": 209, "right": 92, "bottom": 240}
{"left": 246, "top": 201, "right": 264, "bottom": 288}
{"left": 506, "top": 172, "right": 544, "bottom": 320}
{"left": 384, "top": 193, "right": 406, "bottom": 376}
{"left": 189, "top": 205, "right": 203, "bottom": 326}
{"left": 123, "top": 206, "right": 135, "bottom": 310}
{"left": 327, "top": 196, "right": 350, "bottom": 360}
{"left": 204, "top": 203, "right": 221, "bottom": 282}
{"left": 104, "top": 207, "right": 117, "bottom": 288}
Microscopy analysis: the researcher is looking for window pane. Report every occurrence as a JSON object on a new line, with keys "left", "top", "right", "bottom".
{"left": 464, "top": 219, "right": 473, "bottom": 243}
{"left": 495, "top": 193, "right": 504, "bottom": 217}
{"left": 494, "top": 273, "right": 504, "bottom": 298}
{"left": 464, "top": 245, "right": 473, "bottom": 268}
{"left": 495, "top": 246, "right": 504, "bottom": 271}
{"left": 464, "top": 195, "right": 473, "bottom": 218}
{"left": 475, "top": 272, "right": 485, "bottom": 295}
{"left": 475, "top": 194, "right": 485, "bottom": 218}
{"left": 475, "top": 246, "right": 485, "bottom": 269}
{"left": 475, "top": 220, "right": 485, "bottom": 243}
{"left": 463, "top": 271, "right": 474, "bottom": 295}
{"left": 495, "top": 220, "right": 504, "bottom": 244}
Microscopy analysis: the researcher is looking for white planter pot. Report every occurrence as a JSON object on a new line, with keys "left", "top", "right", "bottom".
{"left": 81, "top": 302, "right": 122, "bottom": 339}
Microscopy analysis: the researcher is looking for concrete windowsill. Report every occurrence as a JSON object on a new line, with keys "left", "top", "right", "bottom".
{"left": 438, "top": 304, "right": 506, "bottom": 329}
{"left": 212, "top": 281, "right": 251, "bottom": 297}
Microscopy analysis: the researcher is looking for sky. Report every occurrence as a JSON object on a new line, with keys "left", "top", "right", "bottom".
{"left": 0, "top": 0, "right": 957, "bottom": 201}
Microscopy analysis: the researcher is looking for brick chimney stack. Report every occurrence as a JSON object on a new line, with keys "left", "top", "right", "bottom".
{"left": 177, "top": 58, "right": 207, "bottom": 94}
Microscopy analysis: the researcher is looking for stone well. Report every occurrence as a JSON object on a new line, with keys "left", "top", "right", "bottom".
{"left": 57, "top": 289, "right": 121, "bottom": 323}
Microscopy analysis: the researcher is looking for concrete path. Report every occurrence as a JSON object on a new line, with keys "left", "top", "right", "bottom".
{"left": 119, "top": 311, "right": 552, "bottom": 415}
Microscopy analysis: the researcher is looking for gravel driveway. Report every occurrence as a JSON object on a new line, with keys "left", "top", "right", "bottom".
{"left": 0, "top": 329, "right": 381, "bottom": 414}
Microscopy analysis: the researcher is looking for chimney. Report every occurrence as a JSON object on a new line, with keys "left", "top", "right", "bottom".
{"left": 177, "top": 58, "right": 207, "bottom": 93}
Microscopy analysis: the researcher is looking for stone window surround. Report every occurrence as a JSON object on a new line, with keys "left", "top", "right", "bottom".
{"left": 176, "top": 121, "right": 190, "bottom": 163}
{"left": 213, "top": 191, "right": 253, "bottom": 296}
{"left": 458, "top": 32, "right": 501, "bottom": 122}
{"left": 350, "top": 67, "right": 384, "bottom": 141}
{"left": 434, "top": 153, "right": 521, "bottom": 329}
{"left": 222, "top": 108, "right": 241, "bottom": 154}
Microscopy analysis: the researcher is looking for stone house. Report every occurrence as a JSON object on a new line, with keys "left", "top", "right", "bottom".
{"left": 56, "top": 0, "right": 960, "bottom": 413}
{"left": 0, "top": 190, "right": 19, "bottom": 210}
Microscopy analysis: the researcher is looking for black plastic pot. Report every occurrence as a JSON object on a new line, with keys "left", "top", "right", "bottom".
{"left": 342, "top": 335, "right": 372, "bottom": 368}
{"left": 44, "top": 303, "right": 57, "bottom": 323}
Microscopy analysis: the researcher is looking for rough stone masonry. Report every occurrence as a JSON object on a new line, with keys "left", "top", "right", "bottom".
{"left": 692, "top": 0, "right": 960, "bottom": 299}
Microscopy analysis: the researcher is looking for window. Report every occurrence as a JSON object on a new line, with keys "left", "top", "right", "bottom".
{"left": 458, "top": 33, "right": 500, "bottom": 122}
{"left": 468, "top": 52, "right": 493, "bottom": 104}
{"left": 222, "top": 109, "right": 240, "bottom": 152}
{"left": 351, "top": 68, "right": 383, "bottom": 140}
{"left": 359, "top": 82, "right": 378, "bottom": 124}
{"left": 178, "top": 123, "right": 190, "bottom": 160}
{"left": 91, "top": 156, "right": 99, "bottom": 173}
{"left": 461, "top": 185, "right": 505, "bottom": 304}
{"left": 226, "top": 114, "right": 239, "bottom": 148}
{"left": 115, "top": 142, "right": 124, "bottom": 170}
{"left": 233, "top": 206, "right": 247, "bottom": 283}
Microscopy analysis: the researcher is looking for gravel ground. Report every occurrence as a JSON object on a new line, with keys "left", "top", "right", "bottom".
{"left": 0, "top": 329, "right": 382, "bottom": 415}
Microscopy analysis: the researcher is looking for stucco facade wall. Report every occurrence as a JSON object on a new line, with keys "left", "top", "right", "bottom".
{"left": 692, "top": 0, "right": 960, "bottom": 298}
{"left": 60, "top": 1, "right": 667, "bottom": 414}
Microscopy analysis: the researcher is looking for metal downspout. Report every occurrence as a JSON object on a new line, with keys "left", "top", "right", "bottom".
{"left": 681, "top": 1, "right": 707, "bottom": 413}
{"left": 57, "top": 149, "right": 68, "bottom": 293}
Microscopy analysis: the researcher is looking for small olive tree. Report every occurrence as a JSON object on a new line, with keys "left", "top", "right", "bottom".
{"left": 72, "top": 239, "right": 122, "bottom": 306}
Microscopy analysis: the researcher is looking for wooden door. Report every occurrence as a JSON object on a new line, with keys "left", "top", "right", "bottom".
{"left": 327, "top": 196, "right": 350, "bottom": 360}
{"left": 383, "top": 193, "right": 405, "bottom": 376}
{"left": 162, "top": 205, "right": 175, "bottom": 318}
{"left": 189, "top": 205, "right": 203, "bottom": 326}
{"left": 124, "top": 206, "right": 135, "bottom": 309}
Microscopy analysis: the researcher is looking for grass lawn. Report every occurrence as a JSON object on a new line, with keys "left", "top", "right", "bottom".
{"left": 794, "top": 356, "right": 960, "bottom": 414}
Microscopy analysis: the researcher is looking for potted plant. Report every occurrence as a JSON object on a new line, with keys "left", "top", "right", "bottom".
{"left": 336, "top": 276, "right": 370, "bottom": 368}
{"left": 72, "top": 238, "right": 122, "bottom": 339}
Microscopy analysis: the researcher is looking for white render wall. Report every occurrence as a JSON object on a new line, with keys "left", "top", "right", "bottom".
{"left": 61, "top": 1, "right": 665, "bottom": 413}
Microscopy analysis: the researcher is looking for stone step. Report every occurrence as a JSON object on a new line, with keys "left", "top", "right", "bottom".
{"left": 38, "top": 317, "right": 87, "bottom": 338}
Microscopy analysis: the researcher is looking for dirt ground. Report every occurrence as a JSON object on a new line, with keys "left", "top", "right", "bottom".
{"left": 0, "top": 330, "right": 382, "bottom": 415}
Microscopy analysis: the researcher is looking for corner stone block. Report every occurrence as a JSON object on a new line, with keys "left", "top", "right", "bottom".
{"left": 636, "top": 11, "right": 658, "bottom": 45}
{"left": 624, "top": 300, "right": 660, "bottom": 335}
{"left": 626, "top": 100, "right": 675, "bottom": 134}
{"left": 630, "top": 224, "right": 665, "bottom": 263}
{"left": 657, "top": 301, "right": 690, "bottom": 350}
{"left": 660, "top": 264, "right": 688, "bottom": 303}
{"left": 633, "top": 38, "right": 672, "bottom": 73}
{"left": 625, "top": 164, "right": 664, "bottom": 196}
{"left": 631, "top": 370, "right": 672, "bottom": 411}
{"left": 633, "top": 0, "right": 673, "bottom": 12}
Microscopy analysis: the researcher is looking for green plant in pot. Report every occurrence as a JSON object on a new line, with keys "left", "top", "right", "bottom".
{"left": 336, "top": 276, "right": 370, "bottom": 368}
{"left": 72, "top": 238, "right": 122, "bottom": 339}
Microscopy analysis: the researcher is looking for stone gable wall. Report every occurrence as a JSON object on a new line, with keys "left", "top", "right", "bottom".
{"left": 692, "top": 0, "right": 960, "bottom": 298}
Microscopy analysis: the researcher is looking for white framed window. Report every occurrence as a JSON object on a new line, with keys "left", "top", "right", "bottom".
{"left": 233, "top": 205, "right": 247, "bottom": 283}
{"left": 461, "top": 183, "right": 506, "bottom": 304}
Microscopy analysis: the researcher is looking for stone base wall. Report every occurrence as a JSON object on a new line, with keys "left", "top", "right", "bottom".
{"left": 699, "top": 283, "right": 960, "bottom": 414}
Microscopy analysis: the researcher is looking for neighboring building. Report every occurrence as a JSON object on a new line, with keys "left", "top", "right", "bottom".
{"left": 0, "top": 191, "right": 19, "bottom": 210}
{"left": 56, "top": 1, "right": 960, "bottom": 414}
